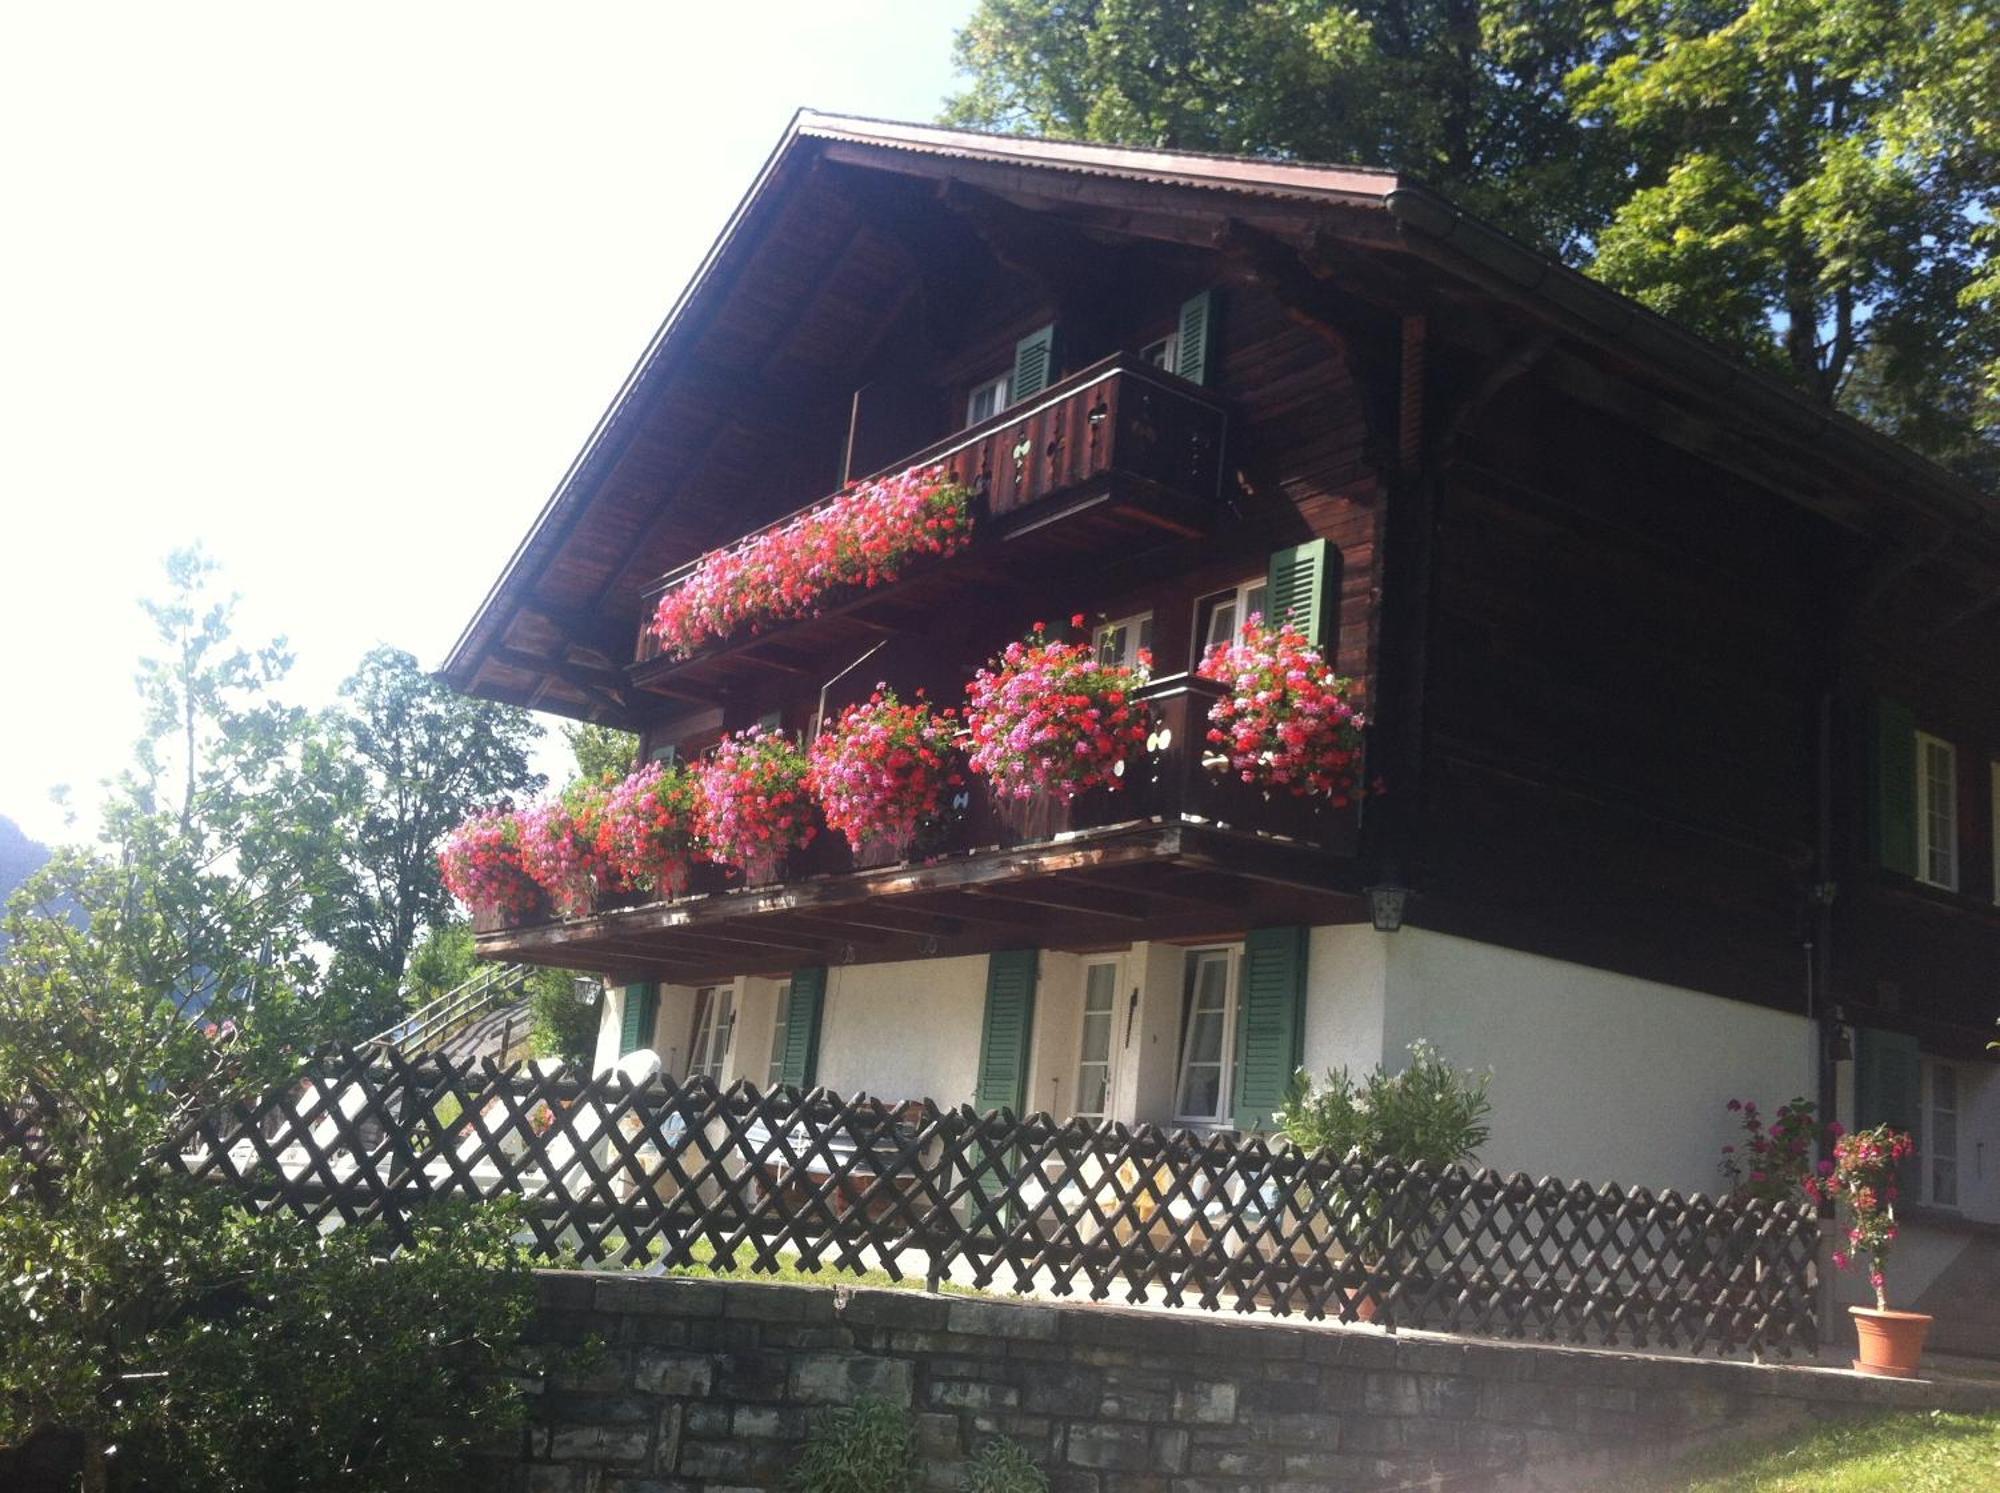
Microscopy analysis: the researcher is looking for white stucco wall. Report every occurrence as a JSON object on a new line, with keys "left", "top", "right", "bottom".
{"left": 1378, "top": 928, "right": 1815, "bottom": 1196}
{"left": 1299, "top": 924, "right": 1386, "bottom": 1082}
{"left": 813, "top": 954, "right": 988, "bottom": 1105}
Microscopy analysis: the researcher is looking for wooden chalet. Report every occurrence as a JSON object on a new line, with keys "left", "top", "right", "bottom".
{"left": 442, "top": 114, "right": 2000, "bottom": 1350}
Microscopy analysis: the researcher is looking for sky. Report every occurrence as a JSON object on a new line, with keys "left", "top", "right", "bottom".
{"left": 0, "top": 1, "right": 976, "bottom": 846}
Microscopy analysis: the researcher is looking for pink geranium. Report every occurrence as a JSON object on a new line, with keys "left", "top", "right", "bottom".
{"left": 438, "top": 809, "right": 540, "bottom": 921}
{"left": 695, "top": 726, "right": 819, "bottom": 883}
{"left": 1718, "top": 1095, "right": 1821, "bottom": 1206}
{"left": 599, "top": 760, "right": 705, "bottom": 897}
{"left": 1195, "top": 614, "right": 1368, "bottom": 803}
{"left": 808, "top": 687, "right": 962, "bottom": 859}
{"left": 1805, "top": 1123, "right": 1917, "bottom": 1309}
{"left": 651, "top": 465, "right": 973, "bottom": 657}
{"left": 517, "top": 778, "right": 624, "bottom": 918}
{"left": 964, "top": 619, "right": 1150, "bottom": 803}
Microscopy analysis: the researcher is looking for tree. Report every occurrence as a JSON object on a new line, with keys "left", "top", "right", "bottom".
{"left": 314, "top": 647, "right": 543, "bottom": 1028}
{"left": 945, "top": 0, "right": 1623, "bottom": 257}
{"left": 1571, "top": 0, "right": 1999, "bottom": 462}
{"left": 943, "top": 0, "right": 2000, "bottom": 480}
{"left": 563, "top": 720, "right": 638, "bottom": 784}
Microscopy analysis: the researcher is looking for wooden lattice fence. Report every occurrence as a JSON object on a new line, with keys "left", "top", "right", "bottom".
{"left": 66, "top": 1050, "right": 1818, "bottom": 1357}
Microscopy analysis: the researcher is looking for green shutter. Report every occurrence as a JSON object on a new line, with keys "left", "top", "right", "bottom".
{"left": 619, "top": 982, "right": 658, "bottom": 1056}
{"left": 1011, "top": 324, "right": 1056, "bottom": 403}
{"left": 1232, "top": 926, "right": 1308, "bottom": 1132}
{"left": 1868, "top": 698, "right": 1919, "bottom": 877}
{"left": 779, "top": 967, "right": 826, "bottom": 1089}
{"left": 1266, "top": 540, "right": 1332, "bottom": 650}
{"left": 1855, "top": 1027, "right": 1921, "bottom": 1134}
{"left": 1175, "top": 290, "right": 1214, "bottom": 386}
{"left": 975, "top": 949, "right": 1039, "bottom": 1114}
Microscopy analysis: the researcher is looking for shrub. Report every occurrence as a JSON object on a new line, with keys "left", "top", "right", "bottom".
{"left": 960, "top": 1435, "right": 1049, "bottom": 1492}
{"left": 529, "top": 971, "right": 599, "bottom": 1066}
{"left": 1718, "top": 1095, "right": 1822, "bottom": 1205}
{"left": 790, "top": 1398, "right": 918, "bottom": 1493}
{"left": 1277, "top": 1039, "right": 1491, "bottom": 1169}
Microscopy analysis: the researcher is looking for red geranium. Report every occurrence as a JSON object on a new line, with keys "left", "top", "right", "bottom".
{"left": 808, "top": 686, "right": 962, "bottom": 859}
{"left": 1195, "top": 615, "right": 1368, "bottom": 803}
{"left": 438, "top": 809, "right": 540, "bottom": 921}
{"left": 695, "top": 726, "right": 819, "bottom": 883}
{"left": 651, "top": 464, "right": 974, "bottom": 658}
{"left": 599, "top": 760, "right": 705, "bottom": 897}
{"left": 518, "top": 778, "right": 625, "bottom": 918}
{"left": 1805, "top": 1123, "right": 1916, "bottom": 1308}
{"left": 964, "top": 620, "right": 1150, "bottom": 803}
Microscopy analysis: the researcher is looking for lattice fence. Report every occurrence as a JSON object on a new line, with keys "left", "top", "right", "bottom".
{"left": 128, "top": 1050, "right": 1819, "bottom": 1356}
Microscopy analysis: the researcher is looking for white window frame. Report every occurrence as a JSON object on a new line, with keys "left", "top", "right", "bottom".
{"left": 1915, "top": 732, "right": 1958, "bottom": 891}
{"left": 766, "top": 979, "right": 792, "bottom": 1088}
{"left": 1173, "top": 945, "right": 1242, "bottom": 1127}
{"left": 688, "top": 985, "right": 734, "bottom": 1083}
{"left": 1917, "top": 1057, "right": 1960, "bottom": 1209}
{"left": 965, "top": 372, "right": 1009, "bottom": 427}
{"left": 1141, "top": 330, "right": 1180, "bottom": 372}
{"left": 1092, "top": 612, "right": 1154, "bottom": 670}
{"left": 1192, "top": 576, "right": 1271, "bottom": 657}
{"left": 1073, "top": 958, "right": 1122, "bottom": 1122}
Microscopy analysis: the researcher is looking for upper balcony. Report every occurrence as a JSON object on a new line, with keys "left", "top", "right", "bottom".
{"left": 629, "top": 357, "right": 1228, "bottom": 699}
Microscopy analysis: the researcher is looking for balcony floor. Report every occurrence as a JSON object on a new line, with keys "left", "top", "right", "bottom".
{"left": 474, "top": 818, "right": 1367, "bottom": 983}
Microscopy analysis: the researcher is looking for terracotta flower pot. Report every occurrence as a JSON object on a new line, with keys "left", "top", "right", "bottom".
{"left": 1850, "top": 1305, "right": 1932, "bottom": 1377}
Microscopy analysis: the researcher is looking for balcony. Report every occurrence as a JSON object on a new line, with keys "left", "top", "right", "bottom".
{"left": 474, "top": 676, "right": 1364, "bottom": 981}
{"left": 630, "top": 357, "right": 1228, "bottom": 698}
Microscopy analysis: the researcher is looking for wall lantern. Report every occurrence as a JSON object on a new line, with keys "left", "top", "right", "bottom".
{"left": 1366, "top": 882, "right": 1411, "bottom": 933}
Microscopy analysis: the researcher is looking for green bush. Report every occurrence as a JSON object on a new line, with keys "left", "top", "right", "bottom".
{"left": 790, "top": 1398, "right": 919, "bottom": 1493}
{"left": 1276, "top": 1039, "right": 1492, "bottom": 1169}
{"left": 529, "top": 971, "right": 599, "bottom": 1065}
{"left": 960, "top": 1435, "right": 1049, "bottom": 1492}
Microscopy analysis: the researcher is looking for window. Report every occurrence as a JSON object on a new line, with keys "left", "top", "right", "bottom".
{"left": 688, "top": 985, "right": 734, "bottom": 1083}
{"left": 965, "top": 372, "right": 1008, "bottom": 427}
{"left": 1074, "top": 961, "right": 1120, "bottom": 1121}
{"left": 1917, "top": 1059, "right": 1959, "bottom": 1208}
{"left": 766, "top": 980, "right": 792, "bottom": 1088}
{"left": 1193, "top": 577, "right": 1270, "bottom": 657}
{"left": 1141, "top": 331, "right": 1179, "bottom": 370}
{"left": 1916, "top": 733, "right": 1958, "bottom": 890}
{"left": 1093, "top": 612, "right": 1154, "bottom": 670}
{"left": 1174, "top": 947, "right": 1240, "bottom": 1125}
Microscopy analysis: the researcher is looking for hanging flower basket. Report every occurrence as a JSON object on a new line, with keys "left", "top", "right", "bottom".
{"left": 439, "top": 809, "right": 545, "bottom": 927}
{"left": 651, "top": 465, "right": 975, "bottom": 658}
{"left": 965, "top": 617, "right": 1150, "bottom": 805}
{"left": 518, "top": 779, "right": 625, "bottom": 919}
{"left": 599, "top": 760, "right": 705, "bottom": 898}
{"left": 1195, "top": 614, "right": 1368, "bottom": 804}
{"left": 695, "top": 726, "right": 819, "bottom": 885}
{"left": 808, "top": 687, "right": 962, "bottom": 863}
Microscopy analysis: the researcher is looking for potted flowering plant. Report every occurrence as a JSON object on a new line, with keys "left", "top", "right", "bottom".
{"left": 807, "top": 686, "right": 962, "bottom": 864}
{"left": 1195, "top": 614, "right": 1368, "bottom": 803}
{"left": 438, "top": 808, "right": 545, "bottom": 928}
{"left": 599, "top": 760, "right": 705, "bottom": 897}
{"left": 651, "top": 465, "right": 974, "bottom": 657}
{"left": 518, "top": 779, "right": 625, "bottom": 919}
{"left": 964, "top": 615, "right": 1149, "bottom": 811}
{"left": 1805, "top": 1123, "right": 1928, "bottom": 1376}
{"left": 695, "top": 726, "right": 819, "bottom": 884}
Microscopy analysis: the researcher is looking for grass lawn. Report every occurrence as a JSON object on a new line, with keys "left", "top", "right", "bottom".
{"left": 1638, "top": 1409, "right": 2000, "bottom": 1491}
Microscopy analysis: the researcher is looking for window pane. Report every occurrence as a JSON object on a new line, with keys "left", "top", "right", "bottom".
{"left": 1177, "top": 1065, "right": 1221, "bottom": 1120}
{"left": 1077, "top": 1068, "right": 1111, "bottom": 1118}
{"left": 767, "top": 980, "right": 791, "bottom": 1087}
{"left": 1095, "top": 624, "right": 1126, "bottom": 666}
{"left": 1205, "top": 600, "right": 1237, "bottom": 651}
{"left": 1244, "top": 583, "right": 1268, "bottom": 626}
{"left": 1175, "top": 951, "right": 1234, "bottom": 1121}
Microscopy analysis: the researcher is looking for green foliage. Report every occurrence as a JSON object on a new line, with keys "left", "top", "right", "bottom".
{"left": 790, "top": 1398, "right": 919, "bottom": 1493}
{"left": 564, "top": 721, "right": 639, "bottom": 784}
{"left": 402, "top": 919, "right": 479, "bottom": 1010}
{"left": 315, "top": 646, "right": 544, "bottom": 1030}
{"left": 1630, "top": 1408, "right": 2000, "bottom": 1492}
{"left": 1277, "top": 1039, "right": 1492, "bottom": 1169}
{"left": 960, "top": 1435, "right": 1049, "bottom": 1493}
{"left": 529, "top": 970, "right": 599, "bottom": 1066}
{"left": 944, "top": 1, "right": 2000, "bottom": 479}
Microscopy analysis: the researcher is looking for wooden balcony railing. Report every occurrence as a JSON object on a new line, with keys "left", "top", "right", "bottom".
{"left": 634, "top": 357, "right": 1228, "bottom": 667}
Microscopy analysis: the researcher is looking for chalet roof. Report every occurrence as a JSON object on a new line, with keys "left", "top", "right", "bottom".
{"left": 442, "top": 110, "right": 1999, "bottom": 721}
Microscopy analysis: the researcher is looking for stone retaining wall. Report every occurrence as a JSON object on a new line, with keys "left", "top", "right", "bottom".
{"left": 496, "top": 1272, "right": 1995, "bottom": 1491}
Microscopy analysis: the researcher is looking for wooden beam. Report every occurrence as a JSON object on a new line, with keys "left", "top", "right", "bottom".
{"left": 970, "top": 882, "right": 1151, "bottom": 922}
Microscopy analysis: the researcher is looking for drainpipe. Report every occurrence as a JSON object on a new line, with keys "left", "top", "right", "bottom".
{"left": 1811, "top": 691, "right": 1839, "bottom": 1158}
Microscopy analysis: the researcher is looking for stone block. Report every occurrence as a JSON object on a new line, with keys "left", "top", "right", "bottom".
{"left": 672, "top": 1438, "right": 753, "bottom": 1481}
{"left": 929, "top": 1377, "right": 1020, "bottom": 1412}
{"left": 633, "top": 1352, "right": 713, "bottom": 1397}
{"left": 682, "top": 1403, "right": 731, "bottom": 1438}
{"left": 1479, "top": 1377, "right": 1576, "bottom": 1429}
{"left": 837, "top": 1288, "right": 952, "bottom": 1331}
{"left": 916, "top": 1410, "right": 964, "bottom": 1460}
{"left": 731, "top": 1405, "right": 810, "bottom": 1441}
{"left": 789, "top": 1351, "right": 916, "bottom": 1406}
{"left": 948, "top": 1297, "right": 1062, "bottom": 1342}
{"left": 1172, "top": 1379, "right": 1237, "bottom": 1425}
{"left": 1064, "top": 1421, "right": 1152, "bottom": 1471}
{"left": 717, "top": 1351, "right": 790, "bottom": 1402}
{"left": 725, "top": 1283, "right": 837, "bottom": 1324}
{"left": 548, "top": 1422, "right": 652, "bottom": 1466}
{"left": 1150, "top": 1426, "right": 1189, "bottom": 1473}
